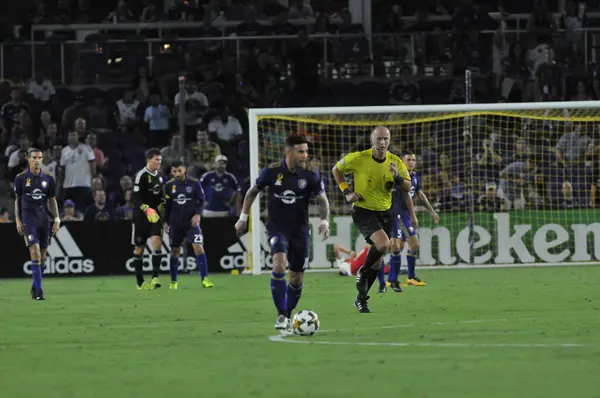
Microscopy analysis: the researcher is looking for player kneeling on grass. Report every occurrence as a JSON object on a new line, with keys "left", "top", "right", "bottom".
{"left": 14, "top": 147, "right": 60, "bottom": 300}
{"left": 235, "top": 135, "right": 330, "bottom": 334}
{"left": 164, "top": 161, "right": 213, "bottom": 289}
{"left": 387, "top": 152, "right": 438, "bottom": 291}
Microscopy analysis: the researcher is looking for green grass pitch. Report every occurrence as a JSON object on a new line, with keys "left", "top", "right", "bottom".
{"left": 1, "top": 266, "right": 599, "bottom": 398}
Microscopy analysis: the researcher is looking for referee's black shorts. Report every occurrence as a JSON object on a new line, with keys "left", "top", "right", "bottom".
{"left": 131, "top": 217, "right": 163, "bottom": 247}
{"left": 351, "top": 206, "right": 394, "bottom": 244}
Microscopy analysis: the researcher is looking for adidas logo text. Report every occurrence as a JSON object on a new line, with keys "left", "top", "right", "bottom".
{"left": 219, "top": 230, "right": 273, "bottom": 269}
{"left": 23, "top": 226, "right": 95, "bottom": 275}
{"left": 125, "top": 231, "right": 196, "bottom": 272}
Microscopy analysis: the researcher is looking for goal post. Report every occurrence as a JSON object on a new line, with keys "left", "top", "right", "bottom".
{"left": 248, "top": 101, "right": 600, "bottom": 275}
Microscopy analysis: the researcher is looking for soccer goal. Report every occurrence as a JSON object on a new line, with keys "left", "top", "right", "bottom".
{"left": 247, "top": 101, "right": 600, "bottom": 275}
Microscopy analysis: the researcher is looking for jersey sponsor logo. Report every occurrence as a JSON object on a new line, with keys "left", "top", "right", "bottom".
{"left": 273, "top": 190, "right": 301, "bottom": 204}
{"left": 298, "top": 179, "right": 307, "bottom": 189}
{"left": 125, "top": 231, "right": 196, "bottom": 272}
{"left": 175, "top": 194, "right": 189, "bottom": 205}
{"left": 23, "top": 226, "right": 95, "bottom": 275}
{"left": 29, "top": 188, "right": 45, "bottom": 200}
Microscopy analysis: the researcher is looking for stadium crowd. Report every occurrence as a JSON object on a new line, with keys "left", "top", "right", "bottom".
{"left": 1, "top": 0, "right": 600, "bottom": 222}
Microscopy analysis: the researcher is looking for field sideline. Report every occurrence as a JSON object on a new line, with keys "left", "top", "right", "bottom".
{"left": 1, "top": 265, "right": 599, "bottom": 398}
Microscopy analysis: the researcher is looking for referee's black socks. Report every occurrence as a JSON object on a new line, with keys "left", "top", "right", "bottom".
{"left": 356, "top": 246, "right": 386, "bottom": 295}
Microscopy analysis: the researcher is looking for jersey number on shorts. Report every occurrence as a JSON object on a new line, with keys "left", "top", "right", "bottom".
{"left": 193, "top": 234, "right": 203, "bottom": 244}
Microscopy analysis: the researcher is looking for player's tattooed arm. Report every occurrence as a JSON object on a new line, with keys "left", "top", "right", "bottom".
{"left": 48, "top": 197, "right": 59, "bottom": 219}
{"left": 316, "top": 192, "right": 329, "bottom": 221}
{"left": 316, "top": 192, "right": 330, "bottom": 240}
{"left": 417, "top": 191, "right": 439, "bottom": 223}
{"left": 240, "top": 186, "right": 260, "bottom": 215}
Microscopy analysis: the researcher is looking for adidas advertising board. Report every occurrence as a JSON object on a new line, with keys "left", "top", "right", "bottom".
{"left": 124, "top": 230, "right": 197, "bottom": 273}
{"left": 23, "top": 226, "right": 95, "bottom": 275}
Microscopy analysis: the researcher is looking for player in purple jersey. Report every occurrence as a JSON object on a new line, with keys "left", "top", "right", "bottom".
{"left": 14, "top": 148, "right": 60, "bottom": 300}
{"left": 235, "top": 135, "right": 331, "bottom": 334}
{"left": 387, "top": 152, "right": 438, "bottom": 292}
{"left": 164, "top": 161, "right": 214, "bottom": 290}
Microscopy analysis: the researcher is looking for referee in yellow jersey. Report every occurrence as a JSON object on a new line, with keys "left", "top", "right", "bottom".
{"left": 332, "top": 126, "right": 417, "bottom": 313}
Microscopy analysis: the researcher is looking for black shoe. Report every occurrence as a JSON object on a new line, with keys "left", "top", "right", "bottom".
{"left": 30, "top": 285, "right": 36, "bottom": 300}
{"left": 34, "top": 291, "right": 46, "bottom": 300}
{"left": 390, "top": 280, "right": 403, "bottom": 293}
{"left": 377, "top": 284, "right": 387, "bottom": 293}
{"left": 353, "top": 295, "right": 371, "bottom": 313}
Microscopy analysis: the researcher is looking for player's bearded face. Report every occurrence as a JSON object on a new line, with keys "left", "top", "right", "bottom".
{"left": 292, "top": 144, "right": 309, "bottom": 168}
{"left": 173, "top": 167, "right": 186, "bottom": 180}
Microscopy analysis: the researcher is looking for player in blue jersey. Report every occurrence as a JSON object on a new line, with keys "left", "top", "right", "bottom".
{"left": 14, "top": 147, "right": 60, "bottom": 300}
{"left": 387, "top": 151, "right": 438, "bottom": 292}
{"left": 235, "top": 135, "right": 330, "bottom": 334}
{"left": 164, "top": 161, "right": 214, "bottom": 290}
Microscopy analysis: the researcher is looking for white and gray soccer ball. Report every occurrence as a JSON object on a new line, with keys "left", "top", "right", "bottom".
{"left": 292, "top": 310, "right": 320, "bottom": 336}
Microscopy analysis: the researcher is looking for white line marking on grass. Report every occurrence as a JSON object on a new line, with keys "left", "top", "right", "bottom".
{"left": 271, "top": 317, "right": 597, "bottom": 349}
{"left": 268, "top": 335, "right": 592, "bottom": 348}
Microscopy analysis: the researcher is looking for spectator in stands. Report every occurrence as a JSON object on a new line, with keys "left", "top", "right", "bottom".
{"left": 140, "top": 2, "right": 161, "bottom": 22}
{"left": 288, "top": 0, "right": 314, "bottom": 18}
{"left": 389, "top": 67, "right": 421, "bottom": 105}
{"left": 498, "top": 155, "right": 537, "bottom": 210}
{"left": 501, "top": 42, "right": 527, "bottom": 101}
{"left": 84, "top": 189, "right": 113, "bottom": 221}
{"left": 62, "top": 199, "right": 83, "bottom": 221}
{"left": 110, "top": 175, "right": 133, "bottom": 206}
{"left": 527, "top": 0, "right": 557, "bottom": 43}
{"left": 8, "top": 135, "right": 30, "bottom": 174}
{"left": 448, "top": 78, "right": 467, "bottom": 103}
{"left": 91, "top": 176, "right": 105, "bottom": 200}
{"left": 40, "top": 148, "right": 57, "bottom": 179}
{"left": 54, "top": 0, "right": 74, "bottom": 23}
{"left": 493, "top": 21, "right": 510, "bottom": 90}
{"left": 535, "top": 47, "right": 565, "bottom": 101}
{"left": 562, "top": 1, "right": 586, "bottom": 59}
{"left": 86, "top": 96, "right": 113, "bottom": 132}
{"left": 476, "top": 136, "right": 504, "bottom": 181}
{"left": 207, "top": 105, "right": 243, "bottom": 148}
{"left": 26, "top": 72, "right": 56, "bottom": 103}
{"left": 0, "top": 207, "right": 11, "bottom": 223}
{"left": 161, "top": 134, "right": 185, "bottom": 170}
{"left": 59, "top": 131, "right": 96, "bottom": 212}
{"left": 116, "top": 89, "right": 140, "bottom": 128}
{"left": 570, "top": 80, "right": 593, "bottom": 101}
{"left": 561, "top": 180, "right": 579, "bottom": 209}
{"left": 36, "top": 114, "right": 63, "bottom": 150}
{"left": 85, "top": 132, "right": 105, "bottom": 168}
{"left": 233, "top": 72, "right": 260, "bottom": 108}
{"left": 188, "top": 128, "right": 221, "bottom": 177}
{"left": 262, "top": 73, "right": 283, "bottom": 107}
{"left": 556, "top": 124, "right": 591, "bottom": 163}
{"left": 452, "top": 0, "right": 480, "bottom": 32}
{"left": 1, "top": 88, "right": 29, "bottom": 143}
{"left": 132, "top": 66, "right": 157, "bottom": 103}
{"left": 478, "top": 183, "right": 503, "bottom": 212}
{"left": 168, "top": 0, "right": 196, "bottom": 21}
{"left": 61, "top": 96, "right": 89, "bottom": 132}
{"left": 504, "top": 136, "right": 530, "bottom": 165}
{"left": 174, "top": 82, "right": 209, "bottom": 144}
{"left": 106, "top": 0, "right": 134, "bottom": 22}
{"left": 201, "top": 155, "right": 239, "bottom": 218}
{"left": 288, "top": 29, "right": 321, "bottom": 105}
{"left": 143, "top": 94, "right": 171, "bottom": 148}
{"left": 115, "top": 188, "right": 134, "bottom": 220}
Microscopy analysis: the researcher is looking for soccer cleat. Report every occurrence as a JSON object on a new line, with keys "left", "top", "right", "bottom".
{"left": 34, "top": 291, "right": 46, "bottom": 301}
{"left": 169, "top": 282, "right": 178, "bottom": 290}
{"left": 202, "top": 278, "right": 215, "bottom": 288}
{"left": 353, "top": 295, "right": 371, "bottom": 313}
{"left": 390, "top": 280, "right": 403, "bottom": 293}
{"left": 151, "top": 277, "right": 162, "bottom": 289}
{"left": 30, "top": 285, "right": 36, "bottom": 300}
{"left": 274, "top": 315, "right": 292, "bottom": 335}
{"left": 137, "top": 281, "right": 152, "bottom": 291}
{"left": 377, "top": 284, "right": 387, "bottom": 293}
{"left": 406, "top": 277, "right": 426, "bottom": 287}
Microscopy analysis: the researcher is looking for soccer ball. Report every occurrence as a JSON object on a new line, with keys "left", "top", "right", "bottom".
{"left": 292, "top": 310, "right": 320, "bottom": 336}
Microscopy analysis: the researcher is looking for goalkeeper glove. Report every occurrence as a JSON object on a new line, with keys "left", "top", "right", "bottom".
{"left": 157, "top": 203, "right": 165, "bottom": 213}
{"left": 141, "top": 204, "right": 160, "bottom": 223}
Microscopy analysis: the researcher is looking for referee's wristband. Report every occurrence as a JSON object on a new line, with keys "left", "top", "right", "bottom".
{"left": 338, "top": 181, "right": 350, "bottom": 192}
{"left": 54, "top": 217, "right": 61, "bottom": 224}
